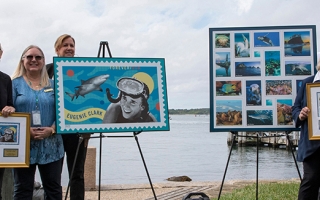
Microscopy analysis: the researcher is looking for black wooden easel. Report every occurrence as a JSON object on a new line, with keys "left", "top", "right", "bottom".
{"left": 217, "top": 131, "right": 302, "bottom": 200}
{"left": 91, "top": 41, "right": 157, "bottom": 200}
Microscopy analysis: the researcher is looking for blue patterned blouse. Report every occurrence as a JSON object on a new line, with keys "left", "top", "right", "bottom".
{"left": 12, "top": 76, "right": 64, "bottom": 164}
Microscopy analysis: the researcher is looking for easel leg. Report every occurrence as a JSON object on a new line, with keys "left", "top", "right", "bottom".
{"left": 134, "top": 132, "right": 157, "bottom": 200}
{"left": 285, "top": 131, "right": 302, "bottom": 181}
{"left": 64, "top": 135, "right": 84, "bottom": 200}
{"left": 218, "top": 131, "right": 237, "bottom": 200}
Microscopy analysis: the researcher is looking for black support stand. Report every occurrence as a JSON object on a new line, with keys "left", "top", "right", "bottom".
{"left": 64, "top": 135, "right": 84, "bottom": 200}
{"left": 92, "top": 41, "right": 157, "bottom": 200}
{"left": 218, "top": 131, "right": 301, "bottom": 200}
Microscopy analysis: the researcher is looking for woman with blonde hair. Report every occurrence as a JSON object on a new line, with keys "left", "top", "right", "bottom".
{"left": 12, "top": 45, "right": 64, "bottom": 199}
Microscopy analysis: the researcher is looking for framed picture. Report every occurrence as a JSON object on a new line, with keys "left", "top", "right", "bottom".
{"left": 306, "top": 83, "right": 320, "bottom": 140}
{"left": 54, "top": 57, "right": 170, "bottom": 134}
{"left": 210, "top": 25, "right": 317, "bottom": 132}
{"left": 0, "top": 112, "right": 30, "bottom": 168}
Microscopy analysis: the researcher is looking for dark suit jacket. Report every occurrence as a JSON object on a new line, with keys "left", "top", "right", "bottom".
{"left": 0, "top": 71, "right": 13, "bottom": 110}
{"left": 292, "top": 75, "right": 320, "bottom": 162}
{"left": 46, "top": 63, "right": 54, "bottom": 79}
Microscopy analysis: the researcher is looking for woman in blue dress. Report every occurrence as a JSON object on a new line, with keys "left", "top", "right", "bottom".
{"left": 11, "top": 45, "right": 64, "bottom": 199}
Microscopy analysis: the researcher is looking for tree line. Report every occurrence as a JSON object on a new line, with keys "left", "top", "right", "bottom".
{"left": 169, "top": 108, "right": 209, "bottom": 115}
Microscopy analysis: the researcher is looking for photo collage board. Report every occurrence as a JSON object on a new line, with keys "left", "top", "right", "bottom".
{"left": 209, "top": 25, "right": 317, "bottom": 132}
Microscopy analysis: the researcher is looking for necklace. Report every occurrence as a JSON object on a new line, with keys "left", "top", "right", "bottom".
{"left": 26, "top": 75, "right": 42, "bottom": 90}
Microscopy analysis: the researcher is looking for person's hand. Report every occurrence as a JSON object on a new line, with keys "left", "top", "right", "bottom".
{"left": 1, "top": 106, "right": 15, "bottom": 117}
{"left": 31, "top": 127, "right": 51, "bottom": 140}
{"left": 299, "top": 107, "right": 310, "bottom": 121}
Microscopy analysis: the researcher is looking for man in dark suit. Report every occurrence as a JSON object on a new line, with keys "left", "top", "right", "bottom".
{"left": 292, "top": 72, "right": 320, "bottom": 199}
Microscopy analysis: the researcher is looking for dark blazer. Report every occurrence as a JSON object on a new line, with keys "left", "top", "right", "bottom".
{"left": 292, "top": 75, "right": 320, "bottom": 162}
{"left": 0, "top": 71, "right": 13, "bottom": 110}
{"left": 46, "top": 63, "right": 54, "bottom": 79}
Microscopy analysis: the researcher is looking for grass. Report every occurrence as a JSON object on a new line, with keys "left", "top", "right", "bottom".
{"left": 211, "top": 181, "right": 300, "bottom": 200}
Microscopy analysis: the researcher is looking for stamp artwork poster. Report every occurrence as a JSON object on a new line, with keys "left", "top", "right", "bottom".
{"left": 54, "top": 57, "right": 170, "bottom": 134}
{"left": 209, "top": 25, "right": 317, "bottom": 132}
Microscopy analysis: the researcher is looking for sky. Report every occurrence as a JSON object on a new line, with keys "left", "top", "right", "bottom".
{"left": 0, "top": 0, "right": 320, "bottom": 109}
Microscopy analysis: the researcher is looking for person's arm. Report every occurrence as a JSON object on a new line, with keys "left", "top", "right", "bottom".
{"left": 1, "top": 77, "right": 15, "bottom": 117}
{"left": 292, "top": 79, "right": 308, "bottom": 128}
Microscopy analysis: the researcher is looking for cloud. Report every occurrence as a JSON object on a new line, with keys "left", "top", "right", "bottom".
{"left": 0, "top": 0, "right": 320, "bottom": 109}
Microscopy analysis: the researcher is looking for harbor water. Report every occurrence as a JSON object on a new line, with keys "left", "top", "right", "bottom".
{"left": 42, "top": 114, "right": 302, "bottom": 186}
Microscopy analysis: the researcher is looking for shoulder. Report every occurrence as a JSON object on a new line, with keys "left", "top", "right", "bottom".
{"left": 46, "top": 63, "right": 53, "bottom": 69}
{"left": 0, "top": 71, "right": 10, "bottom": 80}
{"left": 303, "top": 75, "right": 315, "bottom": 83}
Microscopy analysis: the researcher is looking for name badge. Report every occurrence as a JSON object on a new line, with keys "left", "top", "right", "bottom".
{"left": 44, "top": 88, "right": 54, "bottom": 92}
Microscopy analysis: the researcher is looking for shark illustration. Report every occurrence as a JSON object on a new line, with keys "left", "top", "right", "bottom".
{"left": 257, "top": 33, "right": 273, "bottom": 46}
{"left": 65, "top": 74, "right": 110, "bottom": 101}
{"left": 216, "top": 54, "right": 230, "bottom": 76}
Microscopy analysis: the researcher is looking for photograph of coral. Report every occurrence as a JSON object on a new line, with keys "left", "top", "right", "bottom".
{"left": 265, "top": 51, "right": 281, "bottom": 76}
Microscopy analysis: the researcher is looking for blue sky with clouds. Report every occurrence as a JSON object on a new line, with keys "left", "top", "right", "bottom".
{"left": 1, "top": 0, "right": 320, "bottom": 109}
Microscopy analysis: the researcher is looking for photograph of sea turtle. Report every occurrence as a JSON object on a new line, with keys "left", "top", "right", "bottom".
{"left": 247, "top": 110, "right": 273, "bottom": 126}
{"left": 216, "top": 80, "right": 241, "bottom": 96}
{"left": 277, "top": 99, "right": 293, "bottom": 125}
{"left": 215, "top": 33, "right": 230, "bottom": 48}
{"left": 216, "top": 100, "right": 242, "bottom": 126}
{"left": 265, "top": 51, "right": 281, "bottom": 76}
{"left": 296, "top": 80, "right": 303, "bottom": 94}
{"left": 285, "top": 61, "right": 311, "bottom": 76}
{"left": 246, "top": 80, "right": 262, "bottom": 106}
{"left": 266, "top": 80, "right": 292, "bottom": 95}
{"left": 254, "top": 32, "right": 280, "bottom": 47}
{"left": 234, "top": 33, "right": 250, "bottom": 58}
{"left": 235, "top": 61, "right": 261, "bottom": 77}
{"left": 284, "top": 31, "right": 311, "bottom": 56}
{"left": 215, "top": 52, "right": 231, "bottom": 77}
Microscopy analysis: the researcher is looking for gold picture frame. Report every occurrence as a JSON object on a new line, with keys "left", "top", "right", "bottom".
{"left": 306, "top": 83, "right": 320, "bottom": 140}
{"left": 0, "top": 112, "right": 30, "bottom": 167}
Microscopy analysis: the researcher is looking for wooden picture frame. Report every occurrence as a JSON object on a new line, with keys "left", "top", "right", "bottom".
{"left": 306, "top": 83, "right": 320, "bottom": 140}
{"left": 0, "top": 112, "right": 30, "bottom": 167}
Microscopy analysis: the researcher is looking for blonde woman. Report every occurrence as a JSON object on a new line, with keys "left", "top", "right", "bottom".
{"left": 12, "top": 45, "right": 64, "bottom": 199}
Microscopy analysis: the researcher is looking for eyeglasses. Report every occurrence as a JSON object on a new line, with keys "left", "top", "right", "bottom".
{"left": 23, "top": 55, "right": 43, "bottom": 61}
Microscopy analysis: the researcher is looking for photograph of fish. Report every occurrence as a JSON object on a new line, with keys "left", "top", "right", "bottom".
{"left": 235, "top": 61, "right": 261, "bottom": 76}
{"left": 215, "top": 52, "right": 231, "bottom": 77}
{"left": 215, "top": 33, "right": 230, "bottom": 48}
{"left": 277, "top": 99, "right": 293, "bottom": 125}
{"left": 216, "top": 100, "right": 242, "bottom": 126}
{"left": 266, "top": 80, "right": 292, "bottom": 95}
{"left": 284, "top": 31, "right": 311, "bottom": 56}
{"left": 254, "top": 32, "right": 280, "bottom": 47}
{"left": 285, "top": 61, "right": 311, "bottom": 76}
{"left": 246, "top": 80, "right": 262, "bottom": 106}
{"left": 265, "top": 51, "right": 281, "bottom": 76}
{"left": 235, "top": 33, "right": 250, "bottom": 57}
{"left": 216, "top": 81, "right": 241, "bottom": 96}
{"left": 54, "top": 57, "right": 169, "bottom": 134}
{"left": 247, "top": 110, "right": 273, "bottom": 126}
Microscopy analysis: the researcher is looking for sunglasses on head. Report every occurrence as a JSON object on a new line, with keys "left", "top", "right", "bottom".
{"left": 23, "top": 55, "right": 43, "bottom": 61}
